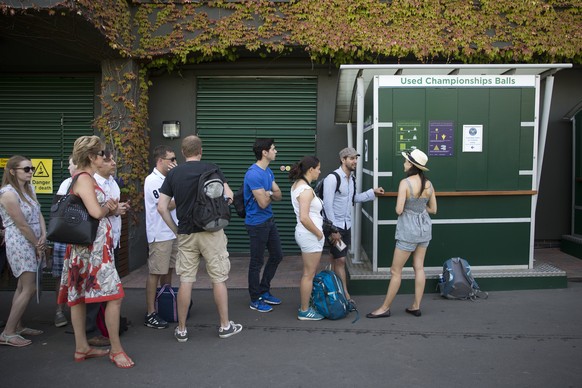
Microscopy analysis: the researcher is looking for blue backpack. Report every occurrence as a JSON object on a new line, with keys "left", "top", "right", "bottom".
{"left": 438, "top": 257, "right": 488, "bottom": 300}
{"left": 311, "top": 270, "right": 359, "bottom": 322}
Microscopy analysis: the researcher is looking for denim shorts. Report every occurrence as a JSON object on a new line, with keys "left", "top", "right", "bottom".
{"left": 396, "top": 240, "right": 430, "bottom": 252}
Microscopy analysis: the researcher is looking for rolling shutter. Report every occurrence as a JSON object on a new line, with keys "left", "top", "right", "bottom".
{"left": 0, "top": 76, "right": 96, "bottom": 219}
{"left": 196, "top": 77, "right": 317, "bottom": 253}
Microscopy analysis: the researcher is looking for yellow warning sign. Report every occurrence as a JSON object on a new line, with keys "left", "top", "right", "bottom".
{"left": 0, "top": 158, "right": 8, "bottom": 169}
{"left": 31, "top": 159, "right": 53, "bottom": 194}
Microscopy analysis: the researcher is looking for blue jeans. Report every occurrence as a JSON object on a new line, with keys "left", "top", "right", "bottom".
{"left": 246, "top": 218, "right": 283, "bottom": 301}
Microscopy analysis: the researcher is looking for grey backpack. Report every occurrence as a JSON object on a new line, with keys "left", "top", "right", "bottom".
{"left": 438, "top": 257, "right": 488, "bottom": 300}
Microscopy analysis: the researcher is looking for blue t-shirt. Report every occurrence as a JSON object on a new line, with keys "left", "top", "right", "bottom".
{"left": 244, "top": 163, "right": 275, "bottom": 225}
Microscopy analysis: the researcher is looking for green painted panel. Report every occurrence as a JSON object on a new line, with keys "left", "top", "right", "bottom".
{"left": 376, "top": 222, "right": 530, "bottom": 268}
{"left": 520, "top": 88, "right": 536, "bottom": 121}
{"left": 378, "top": 126, "right": 393, "bottom": 178}
{"left": 0, "top": 77, "right": 96, "bottom": 220}
{"left": 488, "top": 89, "right": 521, "bottom": 190}
{"left": 196, "top": 77, "right": 317, "bottom": 254}
{"left": 377, "top": 88, "right": 392, "bottom": 122}
{"left": 426, "top": 88, "right": 458, "bottom": 190}
{"left": 377, "top": 195, "right": 531, "bottom": 220}
{"left": 456, "top": 89, "right": 489, "bottom": 190}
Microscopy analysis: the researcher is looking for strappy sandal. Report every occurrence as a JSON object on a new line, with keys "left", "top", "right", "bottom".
{"left": 16, "top": 327, "right": 43, "bottom": 336}
{"left": 74, "top": 347, "right": 110, "bottom": 362}
{"left": 0, "top": 332, "right": 32, "bottom": 347}
{"left": 109, "top": 351, "right": 135, "bottom": 369}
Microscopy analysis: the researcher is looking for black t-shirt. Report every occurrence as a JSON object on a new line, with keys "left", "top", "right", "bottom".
{"left": 159, "top": 160, "right": 227, "bottom": 234}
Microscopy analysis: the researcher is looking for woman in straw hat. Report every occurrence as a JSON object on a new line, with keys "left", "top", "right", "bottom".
{"left": 367, "top": 149, "right": 437, "bottom": 318}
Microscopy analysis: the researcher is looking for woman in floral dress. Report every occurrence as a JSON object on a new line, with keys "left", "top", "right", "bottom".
{"left": 0, "top": 155, "right": 46, "bottom": 347}
{"left": 57, "top": 135, "right": 134, "bottom": 368}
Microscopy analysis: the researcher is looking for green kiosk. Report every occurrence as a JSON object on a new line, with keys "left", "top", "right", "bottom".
{"left": 334, "top": 64, "right": 572, "bottom": 293}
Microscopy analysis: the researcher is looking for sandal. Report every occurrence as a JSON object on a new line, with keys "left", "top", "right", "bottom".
{"left": 109, "top": 351, "right": 135, "bottom": 369}
{"left": 0, "top": 332, "right": 32, "bottom": 347}
{"left": 74, "top": 347, "right": 110, "bottom": 362}
{"left": 16, "top": 327, "right": 43, "bottom": 336}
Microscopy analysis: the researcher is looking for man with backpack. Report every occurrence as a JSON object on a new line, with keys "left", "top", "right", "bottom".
{"left": 157, "top": 135, "right": 243, "bottom": 342}
{"left": 322, "top": 147, "right": 384, "bottom": 304}
{"left": 243, "top": 138, "right": 284, "bottom": 313}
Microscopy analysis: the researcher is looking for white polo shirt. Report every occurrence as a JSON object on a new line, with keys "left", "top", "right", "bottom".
{"left": 144, "top": 168, "right": 178, "bottom": 243}
{"left": 94, "top": 173, "right": 122, "bottom": 248}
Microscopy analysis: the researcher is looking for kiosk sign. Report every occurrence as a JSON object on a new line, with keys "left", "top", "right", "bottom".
{"left": 395, "top": 120, "right": 423, "bottom": 154}
{"left": 428, "top": 121, "right": 454, "bottom": 156}
{"left": 379, "top": 75, "right": 536, "bottom": 88}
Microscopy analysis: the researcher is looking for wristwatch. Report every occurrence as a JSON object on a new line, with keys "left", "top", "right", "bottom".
{"left": 267, "top": 190, "right": 273, "bottom": 197}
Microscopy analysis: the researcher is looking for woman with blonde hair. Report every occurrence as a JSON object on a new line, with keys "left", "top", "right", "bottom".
{"left": 0, "top": 155, "right": 46, "bottom": 347}
{"left": 57, "top": 135, "right": 134, "bottom": 368}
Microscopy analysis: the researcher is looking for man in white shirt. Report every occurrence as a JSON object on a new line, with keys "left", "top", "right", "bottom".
{"left": 143, "top": 145, "right": 178, "bottom": 329}
{"left": 94, "top": 151, "right": 129, "bottom": 249}
{"left": 322, "top": 147, "right": 384, "bottom": 305}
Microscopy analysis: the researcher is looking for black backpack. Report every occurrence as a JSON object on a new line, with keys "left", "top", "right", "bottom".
{"left": 191, "top": 168, "right": 231, "bottom": 232}
{"left": 314, "top": 171, "right": 356, "bottom": 204}
{"left": 232, "top": 185, "right": 246, "bottom": 218}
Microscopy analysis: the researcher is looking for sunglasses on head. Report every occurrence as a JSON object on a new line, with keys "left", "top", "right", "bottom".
{"left": 163, "top": 157, "right": 177, "bottom": 162}
{"left": 16, "top": 166, "right": 35, "bottom": 173}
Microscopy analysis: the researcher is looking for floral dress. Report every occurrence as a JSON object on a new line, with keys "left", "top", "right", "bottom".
{"left": 58, "top": 177, "right": 124, "bottom": 306}
{"left": 0, "top": 185, "right": 42, "bottom": 278}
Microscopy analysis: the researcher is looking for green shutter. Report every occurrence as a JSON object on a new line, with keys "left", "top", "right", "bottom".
{"left": 0, "top": 77, "right": 95, "bottom": 219}
{"left": 196, "top": 77, "right": 317, "bottom": 253}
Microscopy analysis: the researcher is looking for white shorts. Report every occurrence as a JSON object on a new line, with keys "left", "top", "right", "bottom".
{"left": 295, "top": 229, "right": 324, "bottom": 253}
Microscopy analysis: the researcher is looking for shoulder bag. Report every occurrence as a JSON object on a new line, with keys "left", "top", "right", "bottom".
{"left": 46, "top": 173, "right": 99, "bottom": 245}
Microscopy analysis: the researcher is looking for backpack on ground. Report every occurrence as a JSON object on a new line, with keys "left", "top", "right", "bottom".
{"left": 232, "top": 185, "right": 246, "bottom": 218}
{"left": 155, "top": 284, "right": 193, "bottom": 323}
{"left": 314, "top": 171, "right": 356, "bottom": 204}
{"left": 191, "top": 168, "right": 231, "bottom": 232}
{"left": 311, "top": 269, "right": 359, "bottom": 323}
{"left": 438, "top": 257, "right": 488, "bottom": 300}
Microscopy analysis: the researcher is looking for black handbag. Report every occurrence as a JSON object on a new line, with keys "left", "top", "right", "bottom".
{"left": 46, "top": 173, "right": 99, "bottom": 245}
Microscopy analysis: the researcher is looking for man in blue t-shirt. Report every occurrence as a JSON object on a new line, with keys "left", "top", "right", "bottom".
{"left": 243, "top": 138, "right": 283, "bottom": 313}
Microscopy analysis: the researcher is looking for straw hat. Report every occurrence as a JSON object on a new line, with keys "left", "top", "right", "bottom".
{"left": 402, "top": 149, "right": 429, "bottom": 171}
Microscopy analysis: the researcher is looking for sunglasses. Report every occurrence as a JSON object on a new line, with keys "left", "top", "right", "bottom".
{"left": 16, "top": 166, "right": 35, "bottom": 173}
{"left": 163, "top": 157, "right": 177, "bottom": 162}
{"left": 96, "top": 150, "right": 106, "bottom": 157}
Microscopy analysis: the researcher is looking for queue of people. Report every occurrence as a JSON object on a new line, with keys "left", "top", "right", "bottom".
{"left": 0, "top": 134, "right": 437, "bottom": 369}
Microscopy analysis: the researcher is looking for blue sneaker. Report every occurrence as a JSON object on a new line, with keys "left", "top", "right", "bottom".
{"left": 249, "top": 299, "right": 273, "bottom": 313}
{"left": 297, "top": 307, "right": 324, "bottom": 321}
{"left": 260, "top": 292, "right": 282, "bottom": 305}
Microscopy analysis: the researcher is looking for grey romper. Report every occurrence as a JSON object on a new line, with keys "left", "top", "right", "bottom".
{"left": 395, "top": 178, "right": 432, "bottom": 250}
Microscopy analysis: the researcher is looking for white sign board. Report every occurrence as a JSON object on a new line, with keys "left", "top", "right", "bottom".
{"left": 379, "top": 75, "right": 536, "bottom": 88}
{"left": 463, "top": 125, "right": 483, "bottom": 152}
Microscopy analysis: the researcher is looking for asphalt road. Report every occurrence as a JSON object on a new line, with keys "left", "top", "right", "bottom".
{"left": 1, "top": 283, "right": 581, "bottom": 387}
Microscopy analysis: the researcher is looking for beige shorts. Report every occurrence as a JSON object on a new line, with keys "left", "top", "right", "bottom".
{"left": 148, "top": 239, "right": 178, "bottom": 275}
{"left": 175, "top": 230, "right": 230, "bottom": 284}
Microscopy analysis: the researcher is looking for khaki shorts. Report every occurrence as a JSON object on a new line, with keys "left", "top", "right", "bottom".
{"left": 175, "top": 230, "right": 230, "bottom": 284}
{"left": 148, "top": 239, "right": 178, "bottom": 275}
